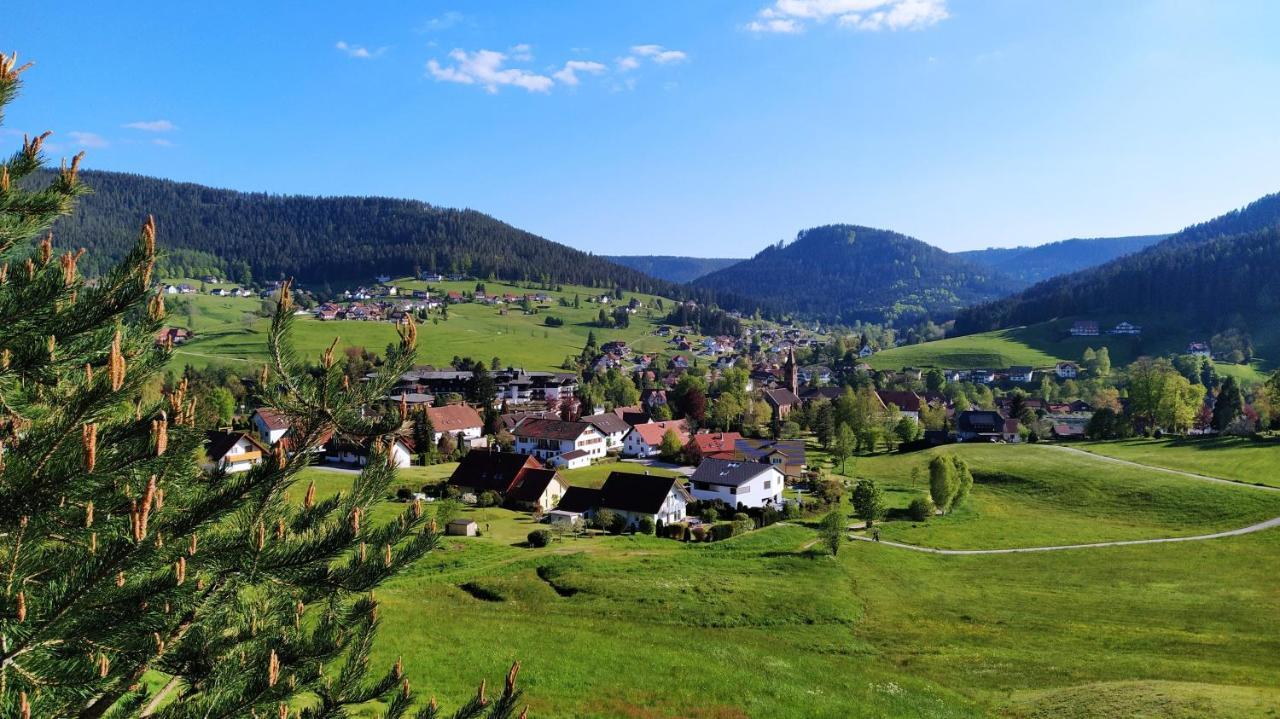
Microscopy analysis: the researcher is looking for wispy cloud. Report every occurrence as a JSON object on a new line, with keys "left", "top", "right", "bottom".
{"left": 629, "top": 44, "right": 687, "bottom": 64}
{"left": 151, "top": 138, "right": 175, "bottom": 148}
{"left": 68, "top": 131, "right": 109, "bottom": 149}
{"left": 420, "top": 11, "right": 465, "bottom": 32}
{"left": 336, "top": 40, "right": 387, "bottom": 59}
{"left": 616, "top": 56, "right": 641, "bottom": 72}
{"left": 123, "top": 119, "right": 176, "bottom": 132}
{"left": 427, "top": 49, "right": 554, "bottom": 93}
{"left": 553, "top": 60, "right": 607, "bottom": 86}
{"left": 747, "top": 0, "right": 949, "bottom": 33}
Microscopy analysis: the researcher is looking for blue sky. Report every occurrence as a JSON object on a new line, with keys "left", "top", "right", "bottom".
{"left": 4, "top": 1, "right": 1279, "bottom": 256}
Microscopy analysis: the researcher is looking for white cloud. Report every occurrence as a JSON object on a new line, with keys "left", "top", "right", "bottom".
{"left": 68, "top": 131, "right": 108, "bottom": 149}
{"left": 336, "top": 41, "right": 387, "bottom": 59}
{"left": 123, "top": 119, "right": 176, "bottom": 132}
{"left": 630, "top": 44, "right": 687, "bottom": 64}
{"left": 616, "top": 56, "right": 641, "bottom": 72}
{"left": 420, "top": 11, "right": 465, "bottom": 32}
{"left": 509, "top": 43, "right": 534, "bottom": 62}
{"left": 553, "top": 60, "right": 607, "bottom": 86}
{"left": 427, "top": 49, "right": 554, "bottom": 93}
{"left": 152, "top": 138, "right": 175, "bottom": 147}
{"left": 747, "top": 0, "right": 949, "bottom": 33}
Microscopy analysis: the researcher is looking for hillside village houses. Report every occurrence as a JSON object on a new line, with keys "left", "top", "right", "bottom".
{"left": 622, "top": 419, "right": 690, "bottom": 458}
{"left": 512, "top": 418, "right": 608, "bottom": 468}
{"left": 688, "top": 458, "right": 784, "bottom": 509}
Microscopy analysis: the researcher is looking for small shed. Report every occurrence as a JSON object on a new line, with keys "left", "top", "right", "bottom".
{"left": 446, "top": 519, "right": 478, "bottom": 537}
{"left": 546, "top": 510, "right": 582, "bottom": 526}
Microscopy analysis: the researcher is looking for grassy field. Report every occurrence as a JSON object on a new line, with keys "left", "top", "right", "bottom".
{"left": 288, "top": 442, "right": 1280, "bottom": 718}
{"left": 163, "top": 277, "right": 695, "bottom": 372}
{"left": 867, "top": 314, "right": 1276, "bottom": 384}
{"left": 1074, "top": 437, "right": 1280, "bottom": 489}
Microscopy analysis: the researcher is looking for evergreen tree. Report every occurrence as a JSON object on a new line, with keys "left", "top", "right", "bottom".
{"left": 1212, "top": 376, "right": 1244, "bottom": 431}
{"left": 0, "top": 56, "right": 522, "bottom": 718}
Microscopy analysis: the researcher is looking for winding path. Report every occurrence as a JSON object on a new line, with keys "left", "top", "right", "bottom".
{"left": 850, "top": 446, "right": 1280, "bottom": 554}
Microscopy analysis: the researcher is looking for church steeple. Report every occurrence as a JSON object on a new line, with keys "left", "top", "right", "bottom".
{"left": 784, "top": 346, "right": 798, "bottom": 395}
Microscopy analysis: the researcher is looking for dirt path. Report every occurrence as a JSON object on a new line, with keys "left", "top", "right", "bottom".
{"left": 850, "top": 446, "right": 1280, "bottom": 554}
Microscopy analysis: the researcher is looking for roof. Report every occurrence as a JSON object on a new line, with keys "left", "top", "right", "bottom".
{"left": 689, "top": 432, "right": 742, "bottom": 456}
{"left": 627, "top": 420, "right": 689, "bottom": 447}
{"left": 735, "top": 438, "right": 806, "bottom": 464}
{"left": 204, "top": 430, "right": 266, "bottom": 462}
{"left": 581, "top": 412, "right": 630, "bottom": 436}
{"left": 597, "top": 472, "right": 688, "bottom": 515}
{"left": 690, "top": 458, "right": 775, "bottom": 487}
{"left": 763, "top": 388, "right": 801, "bottom": 408}
{"left": 513, "top": 418, "right": 596, "bottom": 441}
{"left": 500, "top": 410, "right": 560, "bottom": 431}
{"left": 612, "top": 406, "right": 651, "bottom": 426}
{"left": 1008, "top": 366, "right": 1034, "bottom": 374}
{"left": 253, "top": 408, "right": 291, "bottom": 432}
{"left": 957, "top": 410, "right": 1005, "bottom": 434}
{"left": 425, "top": 404, "right": 484, "bottom": 432}
{"left": 506, "top": 468, "right": 562, "bottom": 503}
{"left": 448, "top": 450, "right": 541, "bottom": 493}
{"left": 557, "top": 486, "right": 601, "bottom": 513}
{"left": 448, "top": 518, "right": 476, "bottom": 527}
{"left": 875, "top": 390, "right": 923, "bottom": 413}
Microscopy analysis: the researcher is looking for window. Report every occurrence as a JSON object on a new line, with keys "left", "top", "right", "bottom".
{"left": 763, "top": 480, "right": 771, "bottom": 489}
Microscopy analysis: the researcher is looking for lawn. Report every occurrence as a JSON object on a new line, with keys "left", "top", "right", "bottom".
{"left": 1074, "top": 436, "right": 1280, "bottom": 489}
{"left": 282, "top": 443, "right": 1280, "bottom": 718}
{"left": 163, "top": 277, "right": 694, "bottom": 372}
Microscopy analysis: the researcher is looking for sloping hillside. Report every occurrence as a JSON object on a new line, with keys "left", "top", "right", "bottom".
{"left": 44, "top": 170, "right": 684, "bottom": 295}
{"left": 692, "top": 224, "right": 1018, "bottom": 324}
{"left": 958, "top": 234, "right": 1168, "bottom": 284}
{"left": 604, "top": 255, "right": 742, "bottom": 283}
{"left": 954, "top": 193, "right": 1280, "bottom": 335}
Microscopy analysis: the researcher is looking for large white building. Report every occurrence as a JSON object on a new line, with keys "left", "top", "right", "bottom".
{"left": 688, "top": 458, "right": 784, "bottom": 509}
{"left": 512, "top": 418, "right": 607, "bottom": 464}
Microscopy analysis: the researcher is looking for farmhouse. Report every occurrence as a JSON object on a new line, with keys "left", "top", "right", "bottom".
{"left": 1187, "top": 342, "right": 1211, "bottom": 357}
{"left": 424, "top": 404, "right": 485, "bottom": 444}
{"left": 155, "top": 327, "right": 192, "bottom": 347}
{"left": 504, "top": 467, "right": 567, "bottom": 511}
{"left": 202, "top": 430, "right": 266, "bottom": 473}
{"left": 512, "top": 418, "right": 607, "bottom": 464}
{"left": 596, "top": 472, "right": 692, "bottom": 528}
{"left": 622, "top": 420, "right": 690, "bottom": 458}
{"left": 874, "top": 390, "right": 924, "bottom": 422}
{"left": 956, "top": 411, "right": 1020, "bottom": 442}
{"left": 688, "top": 458, "right": 784, "bottom": 509}
{"left": 448, "top": 450, "right": 544, "bottom": 497}
{"left": 1108, "top": 321, "right": 1142, "bottom": 335}
{"left": 1056, "top": 361, "right": 1079, "bottom": 379}
{"left": 1070, "top": 320, "right": 1100, "bottom": 337}
{"left": 580, "top": 412, "right": 631, "bottom": 451}
{"left": 1007, "top": 366, "right": 1035, "bottom": 383}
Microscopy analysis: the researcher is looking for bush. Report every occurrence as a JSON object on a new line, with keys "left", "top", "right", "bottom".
{"left": 395, "top": 486, "right": 413, "bottom": 501}
{"left": 636, "top": 516, "right": 656, "bottom": 535}
{"left": 709, "top": 522, "right": 735, "bottom": 541}
{"left": 592, "top": 508, "right": 618, "bottom": 531}
{"left": 782, "top": 501, "right": 802, "bottom": 520}
{"left": 665, "top": 522, "right": 688, "bottom": 541}
{"left": 606, "top": 511, "right": 629, "bottom": 535}
{"left": 731, "top": 513, "right": 754, "bottom": 535}
{"left": 690, "top": 525, "right": 709, "bottom": 542}
{"left": 476, "top": 490, "right": 500, "bottom": 508}
{"left": 907, "top": 496, "right": 934, "bottom": 522}
{"left": 527, "top": 529, "right": 552, "bottom": 548}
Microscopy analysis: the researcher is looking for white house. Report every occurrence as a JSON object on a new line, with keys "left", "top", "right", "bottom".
{"left": 1055, "top": 362, "right": 1079, "bottom": 379}
{"left": 324, "top": 437, "right": 414, "bottom": 469}
{"left": 424, "top": 404, "right": 485, "bottom": 444}
{"left": 622, "top": 420, "right": 689, "bottom": 458}
{"left": 512, "top": 418, "right": 607, "bottom": 463}
{"left": 581, "top": 412, "right": 631, "bottom": 451}
{"left": 688, "top": 458, "right": 784, "bottom": 509}
{"left": 593, "top": 472, "right": 691, "bottom": 528}
{"left": 1187, "top": 342, "right": 1211, "bottom": 358}
{"left": 1007, "top": 366, "right": 1035, "bottom": 383}
{"left": 548, "top": 449, "right": 592, "bottom": 470}
{"left": 203, "top": 430, "right": 267, "bottom": 473}
{"left": 251, "top": 408, "right": 291, "bottom": 446}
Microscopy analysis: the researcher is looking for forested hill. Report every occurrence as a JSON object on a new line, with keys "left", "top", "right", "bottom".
{"left": 954, "top": 192, "right": 1280, "bottom": 334}
{"left": 605, "top": 255, "right": 742, "bottom": 283}
{"left": 958, "top": 234, "right": 1168, "bottom": 284}
{"left": 691, "top": 224, "right": 1019, "bottom": 324}
{"left": 43, "top": 170, "right": 684, "bottom": 295}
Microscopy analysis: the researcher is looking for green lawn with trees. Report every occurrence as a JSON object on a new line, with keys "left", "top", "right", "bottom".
{"left": 1075, "top": 436, "right": 1280, "bottom": 489}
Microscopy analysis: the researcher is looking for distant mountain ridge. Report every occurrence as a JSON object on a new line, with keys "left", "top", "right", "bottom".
{"left": 44, "top": 170, "right": 688, "bottom": 297}
{"left": 958, "top": 234, "right": 1169, "bottom": 284}
{"left": 955, "top": 193, "right": 1280, "bottom": 335}
{"left": 692, "top": 224, "right": 1019, "bottom": 324}
{"left": 604, "top": 255, "right": 743, "bottom": 283}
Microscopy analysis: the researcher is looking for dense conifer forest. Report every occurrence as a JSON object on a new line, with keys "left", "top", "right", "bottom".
{"left": 691, "top": 224, "right": 1019, "bottom": 324}
{"left": 605, "top": 255, "right": 742, "bottom": 283}
{"left": 955, "top": 193, "right": 1280, "bottom": 334}
{"left": 957, "top": 234, "right": 1169, "bottom": 284}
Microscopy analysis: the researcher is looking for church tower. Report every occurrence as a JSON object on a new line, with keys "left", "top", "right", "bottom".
{"left": 784, "top": 346, "right": 799, "bottom": 395}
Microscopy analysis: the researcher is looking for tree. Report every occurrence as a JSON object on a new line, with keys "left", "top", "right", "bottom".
{"left": 851, "top": 479, "right": 886, "bottom": 528}
{"left": 812, "top": 400, "right": 835, "bottom": 448}
{"left": 659, "top": 428, "right": 684, "bottom": 462}
{"left": 831, "top": 423, "right": 856, "bottom": 474}
{"left": 206, "top": 386, "right": 236, "bottom": 426}
{"left": 0, "top": 57, "right": 523, "bottom": 718}
{"left": 818, "top": 510, "right": 845, "bottom": 556}
{"left": 1095, "top": 346, "right": 1111, "bottom": 376}
{"left": 929, "top": 455, "right": 959, "bottom": 514}
{"left": 907, "top": 495, "right": 934, "bottom": 521}
{"left": 1212, "top": 376, "right": 1244, "bottom": 432}
{"left": 950, "top": 455, "right": 974, "bottom": 505}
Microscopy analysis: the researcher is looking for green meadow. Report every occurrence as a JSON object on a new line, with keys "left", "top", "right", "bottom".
{"left": 162, "top": 278, "right": 689, "bottom": 371}
{"left": 290, "top": 441, "right": 1280, "bottom": 718}
{"left": 1074, "top": 436, "right": 1280, "bottom": 489}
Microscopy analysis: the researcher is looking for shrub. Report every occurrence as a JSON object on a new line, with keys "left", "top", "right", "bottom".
{"left": 709, "top": 522, "right": 735, "bottom": 541}
{"left": 606, "top": 511, "right": 629, "bottom": 535}
{"left": 666, "top": 522, "right": 688, "bottom": 541}
{"left": 760, "top": 506, "right": 781, "bottom": 527}
{"left": 476, "top": 490, "right": 501, "bottom": 508}
{"left": 636, "top": 516, "right": 656, "bottom": 535}
{"left": 907, "top": 496, "right": 934, "bottom": 522}
{"left": 395, "top": 486, "right": 413, "bottom": 501}
{"left": 527, "top": 529, "right": 552, "bottom": 548}
{"left": 783, "top": 501, "right": 802, "bottom": 520}
{"left": 731, "top": 513, "right": 754, "bottom": 535}
{"left": 592, "top": 509, "right": 617, "bottom": 531}
{"left": 690, "top": 525, "right": 709, "bottom": 542}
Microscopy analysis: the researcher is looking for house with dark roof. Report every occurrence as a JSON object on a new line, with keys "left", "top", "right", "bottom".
{"left": 581, "top": 412, "right": 631, "bottom": 451}
{"left": 448, "top": 450, "right": 543, "bottom": 496}
{"left": 1070, "top": 320, "right": 1100, "bottom": 337}
{"left": 956, "top": 411, "right": 1020, "bottom": 442}
{"left": 203, "top": 430, "right": 267, "bottom": 473}
{"left": 324, "top": 436, "right": 416, "bottom": 469}
{"left": 874, "top": 390, "right": 924, "bottom": 421}
{"left": 688, "top": 458, "right": 783, "bottom": 509}
{"left": 504, "top": 467, "right": 567, "bottom": 511}
{"left": 556, "top": 486, "right": 601, "bottom": 514}
{"left": 763, "top": 388, "right": 801, "bottom": 420}
{"left": 512, "top": 419, "right": 607, "bottom": 464}
{"left": 594, "top": 472, "right": 691, "bottom": 527}
{"left": 734, "top": 438, "right": 806, "bottom": 478}
{"left": 622, "top": 420, "right": 689, "bottom": 458}
{"left": 1007, "top": 366, "right": 1035, "bottom": 383}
